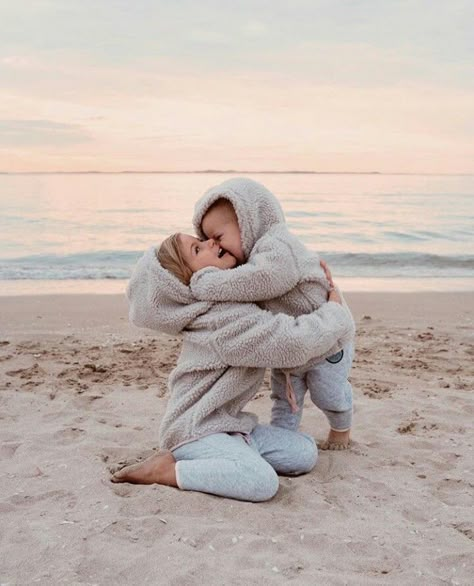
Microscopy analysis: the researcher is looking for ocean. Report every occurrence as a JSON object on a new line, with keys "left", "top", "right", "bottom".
{"left": 1, "top": 172, "right": 473, "bottom": 294}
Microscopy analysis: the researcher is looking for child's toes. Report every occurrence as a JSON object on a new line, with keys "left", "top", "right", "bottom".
{"left": 318, "top": 440, "right": 351, "bottom": 451}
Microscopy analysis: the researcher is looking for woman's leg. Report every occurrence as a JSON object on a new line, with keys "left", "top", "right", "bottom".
{"left": 248, "top": 424, "right": 318, "bottom": 476}
{"left": 172, "top": 433, "right": 279, "bottom": 502}
{"left": 112, "top": 426, "right": 316, "bottom": 500}
{"left": 111, "top": 451, "right": 177, "bottom": 486}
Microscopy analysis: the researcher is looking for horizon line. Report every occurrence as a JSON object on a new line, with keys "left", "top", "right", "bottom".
{"left": 1, "top": 170, "right": 473, "bottom": 176}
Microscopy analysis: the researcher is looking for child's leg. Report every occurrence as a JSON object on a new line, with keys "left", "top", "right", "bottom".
{"left": 270, "top": 369, "right": 306, "bottom": 430}
{"left": 306, "top": 344, "right": 354, "bottom": 450}
{"left": 172, "top": 432, "right": 279, "bottom": 502}
{"left": 249, "top": 423, "right": 317, "bottom": 476}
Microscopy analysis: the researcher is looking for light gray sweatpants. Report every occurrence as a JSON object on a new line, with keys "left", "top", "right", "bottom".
{"left": 172, "top": 424, "right": 317, "bottom": 502}
{"left": 271, "top": 344, "right": 354, "bottom": 432}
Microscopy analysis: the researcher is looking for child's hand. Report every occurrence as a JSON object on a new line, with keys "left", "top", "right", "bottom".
{"left": 328, "top": 287, "right": 342, "bottom": 304}
{"left": 320, "top": 259, "right": 335, "bottom": 288}
{"left": 320, "top": 260, "right": 342, "bottom": 304}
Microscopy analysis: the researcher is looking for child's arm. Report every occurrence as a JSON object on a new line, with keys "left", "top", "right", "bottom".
{"left": 190, "top": 235, "right": 300, "bottom": 302}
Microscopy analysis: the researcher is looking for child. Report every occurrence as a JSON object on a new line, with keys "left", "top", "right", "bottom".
{"left": 112, "top": 234, "right": 354, "bottom": 500}
{"left": 190, "top": 177, "right": 355, "bottom": 450}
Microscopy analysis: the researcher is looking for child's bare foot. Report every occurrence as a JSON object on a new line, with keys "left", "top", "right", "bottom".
{"left": 111, "top": 451, "right": 177, "bottom": 486}
{"left": 319, "top": 429, "right": 351, "bottom": 451}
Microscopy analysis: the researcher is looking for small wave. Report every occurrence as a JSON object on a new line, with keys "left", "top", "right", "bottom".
{"left": 319, "top": 252, "right": 474, "bottom": 277}
{"left": 96, "top": 208, "right": 168, "bottom": 214}
{"left": 322, "top": 252, "right": 474, "bottom": 268}
{"left": 1, "top": 250, "right": 473, "bottom": 280}
{"left": 384, "top": 231, "right": 428, "bottom": 241}
{"left": 286, "top": 211, "right": 341, "bottom": 218}
{"left": 0, "top": 250, "right": 142, "bottom": 280}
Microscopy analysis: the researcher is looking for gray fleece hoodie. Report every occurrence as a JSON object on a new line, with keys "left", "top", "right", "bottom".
{"left": 126, "top": 244, "right": 355, "bottom": 450}
{"left": 191, "top": 177, "right": 355, "bottom": 371}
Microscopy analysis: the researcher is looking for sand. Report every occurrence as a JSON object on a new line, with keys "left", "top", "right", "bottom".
{"left": 1, "top": 292, "right": 473, "bottom": 585}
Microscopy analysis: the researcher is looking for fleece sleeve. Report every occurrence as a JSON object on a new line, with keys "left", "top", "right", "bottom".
{"left": 190, "top": 236, "right": 300, "bottom": 302}
{"left": 208, "top": 301, "right": 355, "bottom": 369}
{"left": 126, "top": 246, "right": 212, "bottom": 335}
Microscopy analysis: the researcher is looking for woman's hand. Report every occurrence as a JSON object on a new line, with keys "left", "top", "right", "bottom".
{"left": 320, "top": 260, "right": 342, "bottom": 304}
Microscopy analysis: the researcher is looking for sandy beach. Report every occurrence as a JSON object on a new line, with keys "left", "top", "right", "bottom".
{"left": 1, "top": 291, "right": 473, "bottom": 585}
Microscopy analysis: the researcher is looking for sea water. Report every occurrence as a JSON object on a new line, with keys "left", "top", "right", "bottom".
{"left": 1, "top": 172, "right": 473, "bottom": 294}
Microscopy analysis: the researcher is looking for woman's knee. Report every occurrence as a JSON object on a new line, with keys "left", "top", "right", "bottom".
{"left": 245, "top": 462, "right": 279, "bottom": 502}
{"left": 286, "top": 434, "right": 318, "bottom": 475}
{"left": 301, "top": 436, "right": 318, "bottom": 472}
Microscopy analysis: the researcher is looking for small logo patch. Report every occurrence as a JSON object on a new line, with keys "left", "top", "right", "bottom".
{"left": 326, "top": 349, "right": 344, "bottom": 364}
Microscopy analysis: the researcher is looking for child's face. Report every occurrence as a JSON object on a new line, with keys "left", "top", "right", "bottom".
{"left": 179, "top": 234, "right": 237, "bottom": 273}
{"left": 201, "top": 202, "right": 244, "bottom": 263}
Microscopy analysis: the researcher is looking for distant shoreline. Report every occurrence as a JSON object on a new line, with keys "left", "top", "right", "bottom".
{"left": 2, "top": 170, "right": 381, "bottom": 175}
{"left": 1, "top": 170, "right": 473, "bottom": 176}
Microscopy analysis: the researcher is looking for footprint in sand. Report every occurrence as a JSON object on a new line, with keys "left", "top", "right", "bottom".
{"left": 397, "top": 421, "right": 417, "bottom": 434}
{"left": 392, "top": 358, "right": 429, "bottom": 371}
{"left": 72, "top": 393, "right": 105, "bottom": 410}
{"left": 109, "top": 483, "right": 136, "bottom": 498}
{"left": 416, "top": 331, "right": 434, "bottom": 341}
{"left": 53, "top": 427, "right": 86, "bottom": 444}
{"left": 117, "top": 493, "right": 164, "bottom": 517}
{"left": 5, "top": 363, "right": 47, "bottom": 379}
{"left": 362, "top": 381, "right": 392, "bottom": 399}
{"left": 6, "top": 489, "right": 77, "bottom": 509}
{"left": 58, "top": 363, "right": 110, "bottom": 385}
{"left": 101, "top": 519, "right": 158, "bottom": 543}
{"left": 452, "top": 522, "right": 474, "bottom": 542}
{"left": 15, "top": 341, "right": 41, "bottom": 353}
{"left": 0, "top": 442, "right": 21, "bottom": 459}
{"left": 435, "top": 477, "right": 473, "bottom": 506}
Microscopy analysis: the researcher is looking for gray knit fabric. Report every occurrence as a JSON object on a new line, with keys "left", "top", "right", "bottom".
{"left": 191, "top": 177, "right": 355, "bottom": 373}
{"left": 126, "top": 245, "right": 355, "bottom": 450}
{"left": 270, "top": 344, "right": 354, "bottom": 431}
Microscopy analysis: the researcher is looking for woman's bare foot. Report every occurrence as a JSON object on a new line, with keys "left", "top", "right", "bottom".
{"left": 319, "top": 429, "right": 351, "bottom": 451}
{"left": 111, "top": 451, "right": 178, "bottom": 486}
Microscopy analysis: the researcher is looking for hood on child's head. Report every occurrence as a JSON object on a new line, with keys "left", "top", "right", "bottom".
{"left": 193, "top": 177, "right": 286, "bottom": 259}
{"left": 126, "top": 246, "right": 212, "bottom": 335}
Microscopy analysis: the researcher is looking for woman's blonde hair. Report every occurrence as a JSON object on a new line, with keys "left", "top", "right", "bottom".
{"left": 157, "top": 233, "right": 193, "bottom": 285}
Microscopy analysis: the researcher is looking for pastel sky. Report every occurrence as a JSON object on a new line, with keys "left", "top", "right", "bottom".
{"left": 1, "top": 1, "right": 473, "bottom": 173}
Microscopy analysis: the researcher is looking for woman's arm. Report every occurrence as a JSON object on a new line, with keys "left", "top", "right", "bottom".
{"left": 207, "top": 294, "right": 354, "bottom": 370}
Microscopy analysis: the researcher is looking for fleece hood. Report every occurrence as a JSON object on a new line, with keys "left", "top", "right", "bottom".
{"left": 193, "top": 177, "right": 285, "bottom": 259}
{"left": 126, "top": 245, "right": 212, "bottom": 335}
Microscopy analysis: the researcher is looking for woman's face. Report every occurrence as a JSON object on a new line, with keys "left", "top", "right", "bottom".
{"left": 179, "top": 233, "right": 238, "bottom": 274}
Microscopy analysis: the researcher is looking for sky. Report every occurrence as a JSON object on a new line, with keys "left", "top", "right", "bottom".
{"left": 0, "top": 0, "right": 473, "bottom": 173}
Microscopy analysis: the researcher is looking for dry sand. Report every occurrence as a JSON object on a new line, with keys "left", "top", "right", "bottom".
{"left": 1, "top": 292, "right": 473, "bottom": 585}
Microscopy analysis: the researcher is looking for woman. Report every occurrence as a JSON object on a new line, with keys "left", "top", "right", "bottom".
{"left": 111, "top": 239, "right": 353, "bottom": 501}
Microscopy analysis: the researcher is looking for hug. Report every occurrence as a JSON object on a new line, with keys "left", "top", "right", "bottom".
{"left": 112, "top": 177, "right": 355, "bottom": 501}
